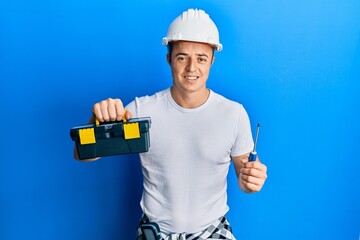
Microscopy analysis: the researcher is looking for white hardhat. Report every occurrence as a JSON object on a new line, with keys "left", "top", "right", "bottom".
{"left": 162, "top": 9, "right": 223, "bottom": 51}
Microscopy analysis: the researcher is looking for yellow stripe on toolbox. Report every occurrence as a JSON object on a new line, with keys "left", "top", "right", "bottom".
{"left": 124, "top": 122, "right": 140, "bottom": 139}
{"left": 79, "top": 128, "right": 96, "bottom": 145}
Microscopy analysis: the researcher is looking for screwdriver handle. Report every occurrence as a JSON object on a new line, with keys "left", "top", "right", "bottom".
{"left": 249, "top": 151, "right": 257, "bottom": 162}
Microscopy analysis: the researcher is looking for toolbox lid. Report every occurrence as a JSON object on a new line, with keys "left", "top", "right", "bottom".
{"left": 70, "top": 117, "right": 151, "bottom": 158}
{"left": 70, "top": 117, "right": 151, "bottom": 142}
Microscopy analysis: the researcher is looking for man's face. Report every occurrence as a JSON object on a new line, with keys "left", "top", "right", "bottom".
{"left": 167, "top": 41, "right": 214, "bottom": 95}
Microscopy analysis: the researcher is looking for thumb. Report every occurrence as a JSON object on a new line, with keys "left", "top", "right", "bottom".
{"left": 241, "top": 157, "right": 248, "bottom": 166}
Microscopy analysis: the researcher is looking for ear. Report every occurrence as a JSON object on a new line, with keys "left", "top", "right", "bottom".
{"left": 166, "top": 54, "right": 171, "bottom": 65}
{"left": 211, "top": 56, "right": 215, "bottom": 66}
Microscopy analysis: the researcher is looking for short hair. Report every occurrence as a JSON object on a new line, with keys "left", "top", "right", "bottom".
{"left": 167, "top": 42, "right": 215, "bottom": 60}
{"left": 167, "top": 42, "right": 174, "bottom": 58}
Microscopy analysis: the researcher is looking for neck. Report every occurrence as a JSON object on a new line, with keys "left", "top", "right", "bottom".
{"left": 170, "top": 87, "right": 210, "bottom": 109}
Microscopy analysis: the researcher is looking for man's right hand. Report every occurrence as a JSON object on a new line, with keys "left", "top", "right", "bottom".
{"left": 74, "top": 98, "right": 132, "bottom": 161}
{"left": 92, "top": 98, "right": 132, "bottom": 122}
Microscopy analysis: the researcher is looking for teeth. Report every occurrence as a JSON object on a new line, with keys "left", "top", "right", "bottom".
{"left": 185, "top": 76, "right": 197, "bottom": 80}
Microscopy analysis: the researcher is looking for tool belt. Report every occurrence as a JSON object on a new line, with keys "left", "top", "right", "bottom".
{"left": 136, "top": 214, "right": 235, "bottom": 240}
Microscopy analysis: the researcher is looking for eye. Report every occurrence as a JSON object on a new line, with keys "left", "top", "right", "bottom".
{"left": 198, "top": 57, "right": 208, "bottom": 63}
{"left": 176, "top": 56, "right": 187, "bottom": 62}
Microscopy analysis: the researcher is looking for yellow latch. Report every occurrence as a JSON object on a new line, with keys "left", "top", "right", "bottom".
{"left": 124, "top": 122, "right": 140, "bottom": 139}
{"left": 79, "top": 128, "right": 96, "bottom": 145}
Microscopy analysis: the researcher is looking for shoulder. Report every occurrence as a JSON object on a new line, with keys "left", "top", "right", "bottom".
{"left": 135, "top": 88, "right": 169, "bottom": 105}
{"left": 210, "top": 90, "right": 246, "bottom": 113}
{"left": 125, "top": 88, "right": 170, "bottom": 117}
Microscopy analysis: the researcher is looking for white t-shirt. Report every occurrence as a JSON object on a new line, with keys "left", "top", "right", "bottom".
{"left": 126, "top": 88, "right": 253, "bottom": 234}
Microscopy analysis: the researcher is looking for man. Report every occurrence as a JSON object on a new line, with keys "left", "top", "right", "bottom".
{"left": 75, "top": 9, "right": 267, "bottom": 240}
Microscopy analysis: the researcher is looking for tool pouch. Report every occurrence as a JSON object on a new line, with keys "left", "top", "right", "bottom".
{"left": 140, "top": 222, "right": 162, "bottom": 240}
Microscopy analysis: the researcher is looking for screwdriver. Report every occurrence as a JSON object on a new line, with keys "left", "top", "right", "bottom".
{"left": 249, "top": 122, "right": 260, "bottom": 162}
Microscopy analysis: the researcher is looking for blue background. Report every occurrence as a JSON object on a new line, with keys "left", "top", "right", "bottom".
{"left": 1, "top": 0, "right": 359, "bottom": 239}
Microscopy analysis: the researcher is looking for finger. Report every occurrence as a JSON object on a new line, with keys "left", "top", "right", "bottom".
{"left": 106, "top": 98, "right": 124, "bottom": 121}
{"left": 125, "top": 110, "right": 133, "bottom": 120}
{"left": 241, "top": 180, "right": 263, "bottom": 192}
{"left": 244, "top": 161, "right": 267, "bottom": 172}
{"left": 241, "top": 177, "right": 266, "bottom": 194}
{"left": 241, "top": 173, "right": 265, "bottom": 186}
{"left": 92, "top": 102, "right": 104, "bottom": 122}
{"left": 242, "top": 167, "right": 267, "bottom": 177}
{"left": 240, "top": 173, "right": 263, "bottom": 191}
{"left": 108, "top": 103, "right": 117, "bottom": 122}
{"left": 114, "top": 99, "right": 125, "bottom": 121}
{"left": 242, "top": 167, "right": 267, "bottom": 179}
{"left": 107, "top": 98, "right": 124, "bottom": 121}
{"left": 241, "top": 170, "right": 267, "bottom": 183}
{"left": 99, "top": 99, "right": 111, "bottom": 121}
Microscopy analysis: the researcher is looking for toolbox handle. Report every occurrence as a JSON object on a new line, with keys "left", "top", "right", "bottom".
{"left": 94, "top": 110, "right": 128, "bottom": 126}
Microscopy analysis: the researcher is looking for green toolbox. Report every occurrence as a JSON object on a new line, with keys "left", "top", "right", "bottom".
{"left": 70, "top": 117, "right": 151, "bottom": 160}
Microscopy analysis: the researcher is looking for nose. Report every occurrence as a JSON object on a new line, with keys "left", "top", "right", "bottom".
{"left": 185, "top": 58, "right": 196, "bottom": 72}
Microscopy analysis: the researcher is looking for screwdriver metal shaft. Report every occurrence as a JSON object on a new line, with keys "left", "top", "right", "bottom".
{"left": 249, "top": 122, "right": 260, "bottom": 162}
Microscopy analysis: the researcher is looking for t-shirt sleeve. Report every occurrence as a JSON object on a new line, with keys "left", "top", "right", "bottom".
{"left": 230, "top": 105, "right": 254, "bottom": 157}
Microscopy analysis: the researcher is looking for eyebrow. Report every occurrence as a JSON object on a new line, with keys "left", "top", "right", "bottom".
{"left": 175, "top": 53, "right": 210, "bottom": 58}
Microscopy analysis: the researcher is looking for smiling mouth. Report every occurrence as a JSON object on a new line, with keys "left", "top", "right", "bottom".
{"left": 184, "top": 76, "right": 199, "bottom": 80}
